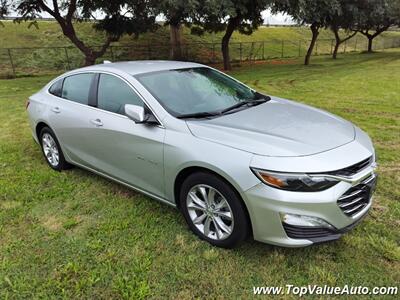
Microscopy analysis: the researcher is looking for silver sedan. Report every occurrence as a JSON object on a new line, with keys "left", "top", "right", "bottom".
{"left": 27, "top": 61, "right": 377, "bottom": 248}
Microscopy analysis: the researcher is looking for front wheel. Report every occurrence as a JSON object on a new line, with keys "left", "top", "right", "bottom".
{"left": 180, "top": 172, "right": 250, "bottom": 248}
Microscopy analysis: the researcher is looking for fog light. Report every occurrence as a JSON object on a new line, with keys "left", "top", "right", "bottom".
{"left": 280, "top": 213, "right": 335, "bottom": 230}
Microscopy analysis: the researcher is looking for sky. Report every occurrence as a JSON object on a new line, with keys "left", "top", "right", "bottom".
{"left": 262, "top": 9, "right": 296, "bottom": 25}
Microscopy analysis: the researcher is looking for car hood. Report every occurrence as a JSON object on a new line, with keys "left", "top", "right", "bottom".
{"left": 186, "top": 96, "right": 355, "bottom": 157}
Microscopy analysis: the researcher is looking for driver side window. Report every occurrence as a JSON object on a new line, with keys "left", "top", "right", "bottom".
{"left": 97, "top": 74, "right": 143, "bottom": 115}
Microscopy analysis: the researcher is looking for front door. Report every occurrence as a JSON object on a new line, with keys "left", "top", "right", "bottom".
{"left": 80, "top": 73, "right": 166, "bottom": 198}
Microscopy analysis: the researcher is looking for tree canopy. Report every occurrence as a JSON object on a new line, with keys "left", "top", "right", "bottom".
{"left": 0, "top": 0, "right": 10, "bottom": 26}
{"left": 352, "top": 0, "right": 399, "bottom": 52}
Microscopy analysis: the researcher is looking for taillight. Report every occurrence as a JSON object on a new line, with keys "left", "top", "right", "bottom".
{"left": 26, "top": 100, "right": 30, "bottom": 110}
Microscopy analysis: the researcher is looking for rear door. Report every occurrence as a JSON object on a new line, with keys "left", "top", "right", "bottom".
{"left": 47, "top": 72, "right": 99, "bottom": 166}
{"left": 79, "top": 73, "right": 166, "bottom": 198}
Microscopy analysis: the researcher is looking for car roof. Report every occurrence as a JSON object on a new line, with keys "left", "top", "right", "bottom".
{"left": 76, "top": 60, "right": 206, "bottom": 76}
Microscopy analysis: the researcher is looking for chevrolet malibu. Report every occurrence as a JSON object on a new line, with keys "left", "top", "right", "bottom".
{"left": 27, "top": 61, "right": 377, "bottom": 248}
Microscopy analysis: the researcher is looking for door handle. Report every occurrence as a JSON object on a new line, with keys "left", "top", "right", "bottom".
{"left": 90, "top": 118, "right": 103, "bottom": 127}
{"left": 51, "top": 107, "right": 61, "bottom": 113}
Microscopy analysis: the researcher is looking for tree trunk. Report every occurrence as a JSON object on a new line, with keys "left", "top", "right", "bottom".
{"left": 59, "top": 24, "right": 113, "bottom": 66}
{"left": 367, "top": 37, "right": 373, "bottom": 52}
{"left": 360, "top": 26, "right": 389, "bottom": 53}
{"left": 332, "top": 28, "right": 357, "bottom": 59}
{"left": 36, "top": 1, "right": 116, "bottom": 67}
{"left": 221, "top": 17, "right": 239, "bottom": 71}
{"left": 84, "top": 53, "right": 97, "bottom": 66}
{"left": 170, "top": 23, "right": 182, "bottom": 60}
{"left": 305, "top": 23, "right": 319, "bottom": 65}
{"left": 332, "top": 27, "right": 340, "bottom": 59}
{"left": 333, "top": 41, "right": 340, "bottom": 59}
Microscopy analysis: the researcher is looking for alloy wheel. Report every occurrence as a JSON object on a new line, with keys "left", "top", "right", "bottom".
{"left": 186, "top": 184, "right": 234, "bottom": 240}
{"left": 42, "top": 133, "right": 59, "bottom": 167}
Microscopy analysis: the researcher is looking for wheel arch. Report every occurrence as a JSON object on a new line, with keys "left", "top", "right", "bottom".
{"left": 173, "top": 165, "right": 253, "bottom": 234}
{"left": 35, "top": 121, "right": 50, "bottom": 140}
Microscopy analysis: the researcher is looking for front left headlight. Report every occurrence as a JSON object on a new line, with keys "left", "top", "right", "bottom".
{"left": 251, "top": 168, "right": 339, "bottom": 192}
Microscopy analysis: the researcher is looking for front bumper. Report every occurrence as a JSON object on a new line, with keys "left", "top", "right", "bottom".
{"left": 243, "top": 167, "right": 377, "bottom": 247}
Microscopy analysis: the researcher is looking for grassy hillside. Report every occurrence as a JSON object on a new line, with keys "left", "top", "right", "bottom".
{"left": 0, "top": 50, "right": 399, "bottom": 299}
{"left": 1, "top": 21, "right": 400, "bottom": 78}
{"left": 1, "top": 21, "right": 400, "bottom": 48}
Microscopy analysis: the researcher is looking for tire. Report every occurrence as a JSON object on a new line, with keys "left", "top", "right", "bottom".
{"left": 180, "top": 172, "right": 250, "bottom": 248}
{"left": 39, "top": 127, "right": 71, "bottom": 171}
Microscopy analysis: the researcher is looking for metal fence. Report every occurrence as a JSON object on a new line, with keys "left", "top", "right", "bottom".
{"left": 1, "top": 35, "right": 400, "bottom": 78}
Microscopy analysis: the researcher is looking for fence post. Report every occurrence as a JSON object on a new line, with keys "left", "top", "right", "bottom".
{"left": 7, "top": 49, "right": 16, "bottom": 78}
{"left": 64, "top": 47, "right": 71, "bottom": 70}
{"left": 239, "top": 43, "right": 242, "bottom": 62}
{"left": 281, "top": 40, "right": 284, "bottom": 58}
{"left": 330, "top": 39, "right": 333, "bottom": 54}
{"left": 315, "top": 41, "right": 318, "bottom": 55}
{"left": 110, "top": 46, "right": 115, "bottom": 61}
{"left": 298, "top": 40, "right": 301, "bottom": 57}
{"left": 262, "top": 41, "right": 265, "bottom": 60}
{"left": 344, "top": 40, "right": 347, "bottom": 53}
{"left": 212, "top": 43, "right": 215, "bottom": 63}
{"left": 147, "top": 42, "right": 151, "bottom": 59}
{"left": 354, "top": 37, "right": 358, "bottom": 52}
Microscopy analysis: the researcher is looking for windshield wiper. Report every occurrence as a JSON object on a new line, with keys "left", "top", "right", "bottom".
{"left": 176, "top": 111, "right": 221, "bottom": 119}
{"left": 220, "top": 97, "right": 269, "bottom": 114}
{"left": 177, "top": 94, "right": 271, "bottom": 119}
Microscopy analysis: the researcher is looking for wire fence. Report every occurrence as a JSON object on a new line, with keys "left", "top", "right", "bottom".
{"left": 1, "top": 35, "right": 400, "bottom": 78}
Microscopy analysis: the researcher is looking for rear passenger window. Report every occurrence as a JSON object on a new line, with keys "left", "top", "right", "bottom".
{"left": 62, "top": 73, "right": 94, "bottom": 105}
{"left": 48, "top": 79, "right": 63, "bottom": 97}
{"left": 97, "top": 74, "right": 143, "bottom": 115}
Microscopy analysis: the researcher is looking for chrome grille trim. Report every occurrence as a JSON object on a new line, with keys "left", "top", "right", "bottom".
{"left": 337, "top": 174, "right": 377, "bottom": 217}
{"left": 343, "top": 203, "right": 365, "bottom": 215}
{"left": 338, "top": 196, "right": 364, "bottom": 208}
{"left": 339, "top": 189, "right": 363, "bottom": 200}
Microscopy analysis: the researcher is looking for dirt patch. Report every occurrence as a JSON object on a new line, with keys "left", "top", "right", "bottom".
{"left": 41, "top": 215, "right": 63, "bottom": 231}
{"left": 377, "top": 164, "right": 400, "bottom": 173}
{"left": 0, "top": 200, "right": 22, "bottom": 209}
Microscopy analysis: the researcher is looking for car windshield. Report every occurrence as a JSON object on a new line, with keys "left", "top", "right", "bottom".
{"left": 135, "top": 67, "right": 266, "bottom": 118}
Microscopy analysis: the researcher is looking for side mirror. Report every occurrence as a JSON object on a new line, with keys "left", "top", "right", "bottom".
{"left": 125, "top": 104, "right": 145, "bottom": 123}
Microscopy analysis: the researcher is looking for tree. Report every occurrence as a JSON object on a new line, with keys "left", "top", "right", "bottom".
{"left": 193, "top": 0, "right": 270, "bottom": 70}
{"left": 272, "top": 0, "right": 341, "bottom": 65}
{"left": 353, "top": 0, "right": 398, "bottom": 52}
{"left": 157, "top": 0, "right": 199, "bottom": 60}
{"left": 11, "top": 1, "right": 158, "bottom": 65}
{"left": 330, "top": 0, "right": 358, "bottom": 59}
{"left": 0, "top": 0, "right": 10, "bottom": 27}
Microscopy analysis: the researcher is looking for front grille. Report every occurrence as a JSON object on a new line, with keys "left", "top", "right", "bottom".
{"left": 326, "top": 156, "right": 373, "bottom": 177}
{"left": 337, "top": 175, "right": 377, "bottom": 217}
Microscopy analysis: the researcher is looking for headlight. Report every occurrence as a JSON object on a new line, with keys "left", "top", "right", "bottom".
{"left": 251, "top": 168, "right": 339, "bottom": 192}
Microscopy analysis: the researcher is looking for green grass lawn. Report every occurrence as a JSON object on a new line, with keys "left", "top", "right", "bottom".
{"left": 0, "top": 50, "right": 399, "bottom": 299}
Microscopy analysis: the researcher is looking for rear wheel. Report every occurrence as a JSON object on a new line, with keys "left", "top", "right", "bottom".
{"left": 39, "top": 127, "right": 71, "bottom": 171}
{"left": 180, "top": 172, "right": 250, "bottom": 248}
